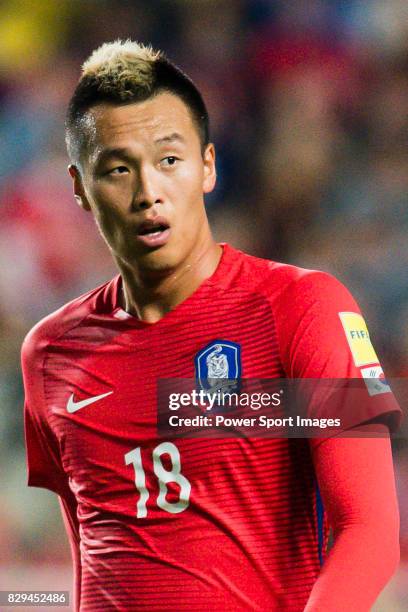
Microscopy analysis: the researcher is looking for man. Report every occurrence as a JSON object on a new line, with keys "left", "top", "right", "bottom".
{"left": 22, "top": 40, "right": 401, "bottom": 611}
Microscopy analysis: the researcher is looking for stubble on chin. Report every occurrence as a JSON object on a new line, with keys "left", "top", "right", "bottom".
{"left": 116, "top": 245, "right": 177, "bottom": 278}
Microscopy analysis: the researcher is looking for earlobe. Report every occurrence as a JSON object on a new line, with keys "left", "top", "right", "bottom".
{"left": 68, "top": 164, "right": 91, "bottom": 211}
{"left": 203, "top": 143, "right": 217, "bottom": 194}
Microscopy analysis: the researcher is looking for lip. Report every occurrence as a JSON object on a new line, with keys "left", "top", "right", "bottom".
{"left": 135, "top": 216, "right": 171, "bottom": 248}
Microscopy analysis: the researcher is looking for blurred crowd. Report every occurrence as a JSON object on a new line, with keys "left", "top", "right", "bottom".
{"left": 0, "top": 1, "right": 407, "bottom": 609}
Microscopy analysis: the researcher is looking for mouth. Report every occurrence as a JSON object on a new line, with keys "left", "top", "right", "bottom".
{"left": 135, "top": 217, "right": 171, "bottom": 248}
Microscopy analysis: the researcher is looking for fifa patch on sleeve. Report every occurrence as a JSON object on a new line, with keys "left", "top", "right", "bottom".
{"left": 338, "top": 312, "right": 379, "bottom": 366}
{"left": 360, "top": 365, "right": 391, "bottom": 396}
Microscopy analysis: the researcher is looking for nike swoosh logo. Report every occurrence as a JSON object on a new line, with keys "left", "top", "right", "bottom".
{"left": 67, "top": 391, "right": 113, "bottom": 413}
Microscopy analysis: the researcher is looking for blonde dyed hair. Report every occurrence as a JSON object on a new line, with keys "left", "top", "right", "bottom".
{"left": 81, "top": 40, "right": 162, "bottom": 93}
{"left": 66, "top": 39, "right": 209, "bottom": 163}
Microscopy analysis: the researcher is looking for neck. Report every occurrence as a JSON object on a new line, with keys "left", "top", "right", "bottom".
{"left": 117, "top": 239, "right": 222, "bottom": 323}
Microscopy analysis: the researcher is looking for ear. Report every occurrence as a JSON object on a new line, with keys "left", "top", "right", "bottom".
{"left": 202, "top": 143, "right": 216, "bottom": 194}
{"left": 68, "top": 165, "right": 91, "bottom": 211}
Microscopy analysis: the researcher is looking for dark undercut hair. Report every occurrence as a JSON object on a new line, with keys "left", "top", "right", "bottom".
{"left": 65, "top": 40, "right": 210, "bottom": 165}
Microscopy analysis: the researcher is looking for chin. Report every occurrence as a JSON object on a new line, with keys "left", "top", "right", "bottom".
{"left": 131, "top": 244, "right": 182, "bottom": 273}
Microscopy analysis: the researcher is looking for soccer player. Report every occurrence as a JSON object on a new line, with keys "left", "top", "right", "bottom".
{"left": 22, "top": 40, "right": 402, "bottom": 611}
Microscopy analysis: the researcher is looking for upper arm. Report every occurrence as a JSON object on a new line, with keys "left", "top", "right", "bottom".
{"left": 312, "top": 424, "right": 399, "bottom": 544}
{"left": 273, "top": 271, "right": 402, "bottom": 434}
{"left": 275, "top": 271, "right": 373, "bottom": 378}
{"left": 24, "top": 400, "right": 70, "bottom": 496}
{"left": 22, "top": 327, "right": 69, "bottom": 496}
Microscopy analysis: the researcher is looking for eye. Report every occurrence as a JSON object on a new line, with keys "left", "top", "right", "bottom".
{"left": 109, "top": 166, "right": 129, "bottom": 175}
{"left": 161, "top": 156, "right": 179, "bottom": 167}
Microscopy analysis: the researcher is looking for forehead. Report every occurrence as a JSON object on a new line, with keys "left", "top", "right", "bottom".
{"left": 87, "top": 92, "right": 198, "bottom": 151}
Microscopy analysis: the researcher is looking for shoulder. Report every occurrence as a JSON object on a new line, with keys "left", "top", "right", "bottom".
{"left": 21, "top": 277, "right": 118, "bottom": 368}
{"left": 229, "top": 245, "right": 351, "bottom": 305}
{"left": 268, "top": 264, "right": 356, "bottom": 311}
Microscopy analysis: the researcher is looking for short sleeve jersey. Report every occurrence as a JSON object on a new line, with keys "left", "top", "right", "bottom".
{"left": 22, "top": 244, "right": 401, "bottom": 611}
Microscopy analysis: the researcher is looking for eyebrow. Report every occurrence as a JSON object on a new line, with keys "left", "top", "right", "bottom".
{"left": 94, "top": 134, "right": 186, "bottom": 165}
{"left": 154, "top": 132, "right": 186, "bottom": 145}
{"left": 94, "top": 147, "right": 134, "bottom": 165}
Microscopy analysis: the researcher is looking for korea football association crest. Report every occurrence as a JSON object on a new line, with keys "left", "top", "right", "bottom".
{"left": 195, "top": 339, "right": 241, "bottom": 396}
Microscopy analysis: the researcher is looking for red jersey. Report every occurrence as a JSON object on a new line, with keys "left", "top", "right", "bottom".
{"left": 22, "top": 244, "right": 400, "bottom": 611}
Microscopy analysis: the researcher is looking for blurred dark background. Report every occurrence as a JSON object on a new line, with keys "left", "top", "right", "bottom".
{"left": 0, "top": 1, "right": 407, "bottom": 609}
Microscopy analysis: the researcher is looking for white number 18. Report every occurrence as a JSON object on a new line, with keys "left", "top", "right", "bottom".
{"left": 124, "top": 442, "right": 191, "bottom": 518}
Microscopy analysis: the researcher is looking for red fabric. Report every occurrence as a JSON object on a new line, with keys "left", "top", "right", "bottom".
{"left": 59, "top": 493, "right": 81, "bottom": 612}
{"left": 58, "top": 429, "right": 401, "bottom": 612}
{"left": 22, "top": 244, "right": 401, "bottom": 611}
{"left": 306, "top": 426, "right": 400, "bottom": 611}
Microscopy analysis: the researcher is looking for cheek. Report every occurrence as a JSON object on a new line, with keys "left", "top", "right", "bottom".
{"left": 91, "top": 180, "right": 130, "bottom": 206}
{"left": 172, "top": 165, "right": 204, "bottom": 203}
{"left": 89, "top": 184, "right": 130, "bottom": 223}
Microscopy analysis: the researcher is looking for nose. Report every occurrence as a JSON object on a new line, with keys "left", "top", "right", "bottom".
{"left": 131, "top": 165, "right": 163, "bottom": 211}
